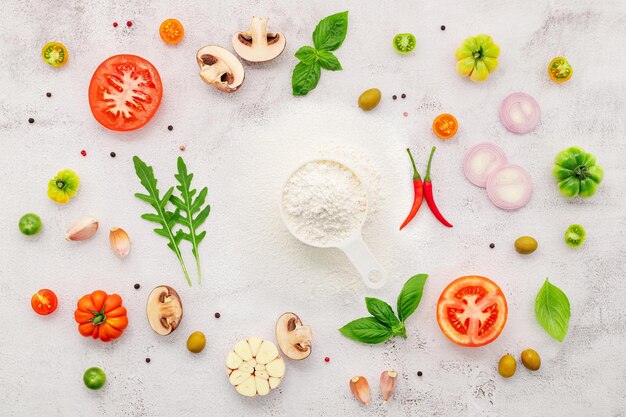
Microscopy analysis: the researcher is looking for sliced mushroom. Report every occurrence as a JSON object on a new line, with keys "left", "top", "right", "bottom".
{"left": 196, "top": 45, "right": 244, "bottom": 93}
{"left": 232, "top": 17, "right": 286, "bottom": 62}
{"left": 146, "top": 286, "right": 183, "bottom": 336}
{"left": 275, "top": 312, "right": 312, "bottom": 360}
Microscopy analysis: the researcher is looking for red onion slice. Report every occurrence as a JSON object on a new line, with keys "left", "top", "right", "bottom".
{"left": 486, "top": 164, "right": 533, "bottom": 210}
{"left": 463, "top": 143, "right": 508, "bottom": 188}
{"left": 499, "top": 92, "right": 541, "bottom": 134}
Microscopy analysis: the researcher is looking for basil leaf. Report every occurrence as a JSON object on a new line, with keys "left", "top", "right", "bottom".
{"left": 339, "top": 317, "right": 393, "bottom": 344}
{"left": 292, "top": 61, "right": 321, "bottom": 96}
{"left": 294, "top": 46, "right": 317, "bottom": 65}
{"left": 535, "top": 278, "right": 570, "bottom": 342}
{"left": 397, "top": 274, "right": 428, "bottom": 322}
{"left": 365, "top": 297, "right": 400, "bottom": 327}
{"left": 312, "top": 11, "right": 349, "bottom": 51}
{"left": 316, "top": 50, "right": 342, "bottom": 71}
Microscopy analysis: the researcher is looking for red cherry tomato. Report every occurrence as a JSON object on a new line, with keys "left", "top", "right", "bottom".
{"left": 88, "top": 54, "right": 163, "bottom": 131}
{"left": 31, "top": 289, "right": 58, "bottom": 315}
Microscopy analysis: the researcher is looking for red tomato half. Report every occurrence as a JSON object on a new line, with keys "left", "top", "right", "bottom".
{"left": 31, "top": 289, "right": 58, "bottom": 315}
{"left": 88, "top": 55, "right": 163, "bottom": 131}
{"left": 436, "top": 275, "right": 507, "bottom": 347}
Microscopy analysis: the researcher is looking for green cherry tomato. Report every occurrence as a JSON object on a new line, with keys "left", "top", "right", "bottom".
{"left": 565, "top": 224, "right": 586, "bottom": 248}
{"left": 19, "top": 213, "right": 42, "bottom": 235}
{"left": 47, "top": 169, "right": 80, "bottom": 204}
{"left": 83, "top": 367, "right": 106, "bottom": 390}
{"left": 393, "top": 33, "right": 416, "bottom": 54}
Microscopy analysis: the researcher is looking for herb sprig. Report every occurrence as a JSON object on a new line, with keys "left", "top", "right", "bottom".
{"left": 339, "top": 274, "right": 428, "bottom": 344}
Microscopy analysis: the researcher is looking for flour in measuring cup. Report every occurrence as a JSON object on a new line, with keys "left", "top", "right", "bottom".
{"left": 282, "top": 160, "right": 367, "bottom": 246}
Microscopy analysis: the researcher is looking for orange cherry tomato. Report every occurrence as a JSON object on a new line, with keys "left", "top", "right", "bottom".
{"left": 31, "top": 289, "right": 58, "bottom": 315}
{"left": 432, "top": 113, "right": 458, "bottom": 140}
{"left": 74, "top": 290, "right": 128, "bottom": 342}
{"left": 159, "top": 19, "right": 184, "bottom": 44}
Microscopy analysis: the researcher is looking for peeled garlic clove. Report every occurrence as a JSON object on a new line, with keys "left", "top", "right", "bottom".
{"left": 380, "top": 370, "right": 398, "bottom": 401}
{"left": 349, "top": 376, "right": 370, "bottom": 404}
{"left": 65, "top": 215, "right": 98, "bottom": 241}
{"left": 109, "top": 227, "right": 130, "bottom": 257}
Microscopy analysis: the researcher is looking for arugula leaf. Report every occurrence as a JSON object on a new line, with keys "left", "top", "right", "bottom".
{"left": 339, "top": 317, "right": 393, "bottom": 344}
{"left": 365, "top": 297, "right": 399, "bottom": 327}
{"left": 295, "top": 46, "right": 317, "bottom": 65}
{"left": 397, "top": 274, "right": 428, "bottom": 322}
{"left": 292, "top": 61, "right": 321, "bottom": 96}
{"left": 535, "top": 278, "right": 570, "bottom": 342}
{"left": 312, "top": 11, "right": 349, "bottom": 51}
{"left": 316, "top": 50, "right": 342, "bottom": 71}
{"left": 169, "top": 157, "right": 211, "bottom": 285}
{"left": 133, "top": 156, "right": 191, "bottom": 286}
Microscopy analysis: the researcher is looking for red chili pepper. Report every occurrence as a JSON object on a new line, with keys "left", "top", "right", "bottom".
{"left": 423, "top": 146, "right": 453, "bottom": 228}
{"left": 400, "top": 148, "right": 424, "bottom": 230}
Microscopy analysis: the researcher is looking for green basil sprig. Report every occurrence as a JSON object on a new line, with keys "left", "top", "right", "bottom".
{"left": 535, "top": 278, "right": 571, "bottom": 342}
{"left": 292, "top": 11, "right": 348, "bottom": 96}
{"left": 339, "top": 274, "right": 428, "bottom": 344}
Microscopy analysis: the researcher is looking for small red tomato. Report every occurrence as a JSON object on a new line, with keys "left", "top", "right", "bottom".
{"left": 31, "top": 289, "right": 58, "bottom": 315}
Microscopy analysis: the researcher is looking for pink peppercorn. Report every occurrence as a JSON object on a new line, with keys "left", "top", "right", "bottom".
{"left": 324, "top": 357, "right": 330, "bottom": 363}
{"left": 126, "top": 21, "right": 133, "bottom": 27}
{"left": 80, "top": 150, "right": 87, "bottom": 156}
{"left": 403, "top": 112, "right": 409, "bottom": 117}
{"left": 113, "top": 22, "right": 118, "bottom": 27}
{"left": 179, "top": 145, "right": 186, "bottom": 151}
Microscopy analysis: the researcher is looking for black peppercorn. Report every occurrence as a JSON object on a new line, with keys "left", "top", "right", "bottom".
{"left": 167, "top": 125, "right": 173, "bottom": 131}
{"left": 28, "top": 118, "right": 34, "bottom": 123}
{"left": 417, "top": 371, "right": 423, "bottom": 376}
{"left": 134, "top": 284, "right": 140, "bottom": 289}
{"left": 401, "top": 93, "right": 406, "bottom": 99}
{"left": 489, "top": 243, "right": 495, "bottom": 249}
{"left": 392, "top": 95, "right": 397, "bottom": 100}
{"left": 214, "top": 312, "right": 221, "bottom": 318}
{"left": 440, "top": 25, "right": 446, "bottom": 31}
{"left": 145, "top": 358, "right": 151, "bottom": 363}
{"left": 110, "top": 152, "right": 116, "bottom": 158}
{"left": 46, "top": 92, "right": 52, "bottom": 97}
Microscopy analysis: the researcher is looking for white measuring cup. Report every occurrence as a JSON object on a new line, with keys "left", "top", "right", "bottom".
{"left": 280, "top": 159, "right": 387, "bottom": 289}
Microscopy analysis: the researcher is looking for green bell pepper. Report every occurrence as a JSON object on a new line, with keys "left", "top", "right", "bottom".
{"left": 553, "top": 147, "right": 603, "bottom": 198}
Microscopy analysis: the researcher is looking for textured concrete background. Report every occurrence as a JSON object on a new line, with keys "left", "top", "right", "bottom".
{"left": 1, "top": 0, "right": 625, "bottom": 416}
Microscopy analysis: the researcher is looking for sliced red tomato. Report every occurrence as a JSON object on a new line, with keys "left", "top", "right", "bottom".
{"left": 436, "top": 275, "right": 507, "bottom": 347}
{"left": 31, "top": 289, "right": 58, "bottom": 315}
{"left": 88, "top": 55, "right": 163, "bottom": 131}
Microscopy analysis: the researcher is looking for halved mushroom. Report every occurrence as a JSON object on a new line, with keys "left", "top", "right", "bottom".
{"left": 146, "top": 286, "right": 183, "bottom": 336}
{"left": 275, "top": 312, "right": 312, "bottom": 360}
{"left": 232, "top": 17, "right": 286, "bottom": 62}
{"left": 196, "top": 46, "right": 244, "bottom": 93}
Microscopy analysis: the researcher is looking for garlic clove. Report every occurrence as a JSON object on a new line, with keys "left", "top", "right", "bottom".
{"left": 380, "top": 370, "right": 398, "bottom": 401}
{"left": 349, "top": 376, "right": 370, "bottom": 404}
{"left": 109, "top": 227, "right": 130, "bottom": 257}
{"left": 65, "top": 215, "right": 98, "bottom": 241}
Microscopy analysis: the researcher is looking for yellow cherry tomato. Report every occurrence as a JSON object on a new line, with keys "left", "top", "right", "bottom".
{"left": 159, "top": 19, "right": 184, "bottom": 44}
{"left": 548, "top": 57, "right": 572, "bottom": 83}
{"left": 42, "top": 42, "right": 68, "bottom": 67}
{"left": 432, "top": 114, "right": 458, "bottom": 140}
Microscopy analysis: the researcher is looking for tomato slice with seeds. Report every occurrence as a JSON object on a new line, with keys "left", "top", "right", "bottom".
{"left": 42, "top": 42, "right": 68, "bottom": 67}
{"left": 436, "top": 275, "right": 507, "bottom": 347}
{"left": 159, "top": 18, "right": 184, "bottom": 44}
{"left": 88, "top": 54, "right": 163, "bottom": 131}
{"left": 31, "top": 289, "right": 58, "bottom": 315}
{"left": 432, "top": 113, "right": 458, "bottom": 140}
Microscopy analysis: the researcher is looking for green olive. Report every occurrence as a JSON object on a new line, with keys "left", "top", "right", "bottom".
{"left": 514, "top": 236, "right": 538, "bottom": 254}
{"left": 187, "top": 331, "right": 206, "bottom": 353}
{"left": 358, "top": 88, "right": 381, "bottom": 111}
{"left": 521, "top": 348, "right": 541, "bottom": 371}
{"left": 498, "top": 354, "right": 516, "bottom": 378}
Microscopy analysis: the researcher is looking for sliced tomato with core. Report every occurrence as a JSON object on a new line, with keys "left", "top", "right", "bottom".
{"left": 88, "top": 55, "right": 163, "bottom": 131}
{"left": 436, "top": 275, "right": 507, "bottom": 347}
{"left": 432, "top": 113, "right": 458, "bottom": 140}
{"left": 31, "top": 289, "right": 58, "bottom": 315}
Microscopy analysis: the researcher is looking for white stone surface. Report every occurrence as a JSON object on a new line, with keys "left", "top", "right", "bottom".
{"left": 1, "top": 0, "right": 625, "bottom": 416}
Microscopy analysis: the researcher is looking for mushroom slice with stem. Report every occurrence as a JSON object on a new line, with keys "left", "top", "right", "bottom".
{"left": 232, "top": 17, "right": 286, "bottom": 62}
{"left": 275, "top": 312, "right": 312, "bottom": 360}
{"left": 196, "top": 45, "right": 244, "bottom": 93}
{"left": 146, "top": 286, "right": 183, "bottom": 336}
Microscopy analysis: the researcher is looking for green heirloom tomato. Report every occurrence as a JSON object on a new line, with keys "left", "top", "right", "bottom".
{"left": 83, "top": 367, "right": 106, "bottom": 390}
{"left": 553, "top": 147, "right": 603, "bottom": 198}
{"left": 455, "top": 34, "right": 500, "bottom": 82}
{"left": 19, "top": 213, "right": 42, "bottom": 235}
{"left": 48, "top": 169, "right": 80, "bottom": 204}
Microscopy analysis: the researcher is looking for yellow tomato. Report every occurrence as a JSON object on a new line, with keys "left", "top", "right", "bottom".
{"left": 41, "top": 42, "right": 68, "bottom": 67}
{"left": 548, "top": 57, "right": 572, "bottom": 83}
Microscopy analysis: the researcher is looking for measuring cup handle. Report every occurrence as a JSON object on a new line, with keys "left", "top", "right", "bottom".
{"left": 340, "top": 235, "right": 387, "bottom": 289}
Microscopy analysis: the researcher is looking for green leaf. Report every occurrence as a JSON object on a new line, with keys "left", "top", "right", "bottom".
{"left": 294, "top": 46, "right": 317, "bottom": 65}
{"left": 338, "top": 317, "right": 393, "bottom": 344}
{"left": 312, "top": 11, "right": 349, "bottom": 51}
{"left": 316, "top": 50, "right": 342, "bottom": 71}
{"left": 292, "top": 61, "right": 321, "bottom": 96}
{"left": 535, "top": 278, "right": 571, "bottom": 342}
{"left": 133, "top": 156, "right": 191, "bottom": 286}
{"left": 365, "top": 297, "right": 399, "bottom": 327}
{"left": 397, "top": 274, "right": 428, "bottom": 322}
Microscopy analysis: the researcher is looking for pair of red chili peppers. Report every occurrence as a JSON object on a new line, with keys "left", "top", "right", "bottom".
{"left": 400, "top": 146, "right": 453, "bottom": 230}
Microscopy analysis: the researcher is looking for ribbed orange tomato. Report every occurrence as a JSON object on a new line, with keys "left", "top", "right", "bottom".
{"left": 74, "top": 290, "right": 128, "bottom": 342}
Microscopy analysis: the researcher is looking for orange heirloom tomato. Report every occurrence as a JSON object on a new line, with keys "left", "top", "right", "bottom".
{"left": 432, "top": 114, "right": 458, "bottom": 140}
{"left": 159, "top": 19, "right": 184, "bottom": 44}
{"left": 74, "top": 290, "right": 128, "bottom": 342}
